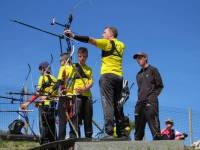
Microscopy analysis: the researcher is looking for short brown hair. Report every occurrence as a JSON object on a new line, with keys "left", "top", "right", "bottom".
{"left": 78, "top": 47, "right": 88, "bottom": 56}
{"left": 60, "top": 52, "right": 71, "bottom": 61}
{"left": 105, "top": 26, "right": 118, "bottom": 38}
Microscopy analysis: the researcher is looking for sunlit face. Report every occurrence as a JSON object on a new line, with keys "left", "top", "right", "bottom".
{"left": 136, "top": 55, "right": 147, "bottom": 67}
{"left": 60, "top": 58, "right": 65, "bottom": 66}
{"left": 102, "top": 28, "right": 113, "bottom": 39}
{"left": 39, "top": 69, "right": 44, "bottom": 75}
{"left": 60, "top": 54, "right": 71, "bottom": 66}
{"left": 78, "top": 52, "right": 88, "bottom": 66}
{"left": 166, "top": 123, "right": 173, "bottom": 129}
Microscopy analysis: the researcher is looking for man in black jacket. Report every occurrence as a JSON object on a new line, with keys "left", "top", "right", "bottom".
{"left": 133, "top": 52, "right": 164, "bottom": 140}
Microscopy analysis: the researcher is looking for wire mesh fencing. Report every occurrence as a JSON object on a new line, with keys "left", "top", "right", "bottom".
{"left": 0, "top": 97, "right": 199, "bottom": 146}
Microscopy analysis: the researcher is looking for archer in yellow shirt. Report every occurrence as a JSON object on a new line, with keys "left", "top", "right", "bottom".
{"left": 64, "top": 27, "right": 126, "bottom": 138}
{"left": 21, "top": 61, "right": 57, "bottom": 144}
{"left": 72, "top": 47, "right": 93, "bottom": 138}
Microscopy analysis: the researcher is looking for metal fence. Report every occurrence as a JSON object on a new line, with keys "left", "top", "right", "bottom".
{"left": 0, "top": 97, "right": 199, "bottom": 146}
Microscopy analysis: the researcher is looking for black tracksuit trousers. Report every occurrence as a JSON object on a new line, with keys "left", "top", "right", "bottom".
{"left": 58, "top": 96, "right": 93, "bottom": 139}
{"left": 58, "top": 96, "right": 80, "bottom": 140}
{"left": 99, "top": 73, "right": 125, "bottom": 137}
{"left": 134, "top": 99, "right": 161, "bottom": 140}
{"left": 76, "top": 95, "right": 93, "bottom": 138}
{"left": 38, "top": 102, "right": 57, "bottom": 144}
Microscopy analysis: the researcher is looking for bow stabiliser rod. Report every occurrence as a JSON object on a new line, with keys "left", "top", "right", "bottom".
{"left": 11, "top": 19, "right": 63, "bottom": 38}
{"left": 0, "top": 110, "right": 33, "bottom": 113}
{"left": 0, "top": 96, "right": 21, "bottom": 103}
{"left": 8, "top": 92, "right": 44, "bottom": 96}
{"left": 8, "top": 92, "right": 64, "bottom": 99}
{"left": 11, "top": 18, "right": 76, "bottom": 54}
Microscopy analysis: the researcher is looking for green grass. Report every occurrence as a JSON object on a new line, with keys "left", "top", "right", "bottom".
{"left": 0, "top": 140, "right": 39, "bottom": 150}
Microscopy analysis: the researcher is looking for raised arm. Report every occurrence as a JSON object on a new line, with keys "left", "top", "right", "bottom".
{"left": 64, "top": 29, "right": 110, "bottom": 49}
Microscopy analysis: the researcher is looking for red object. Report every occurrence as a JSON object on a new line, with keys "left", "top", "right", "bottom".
{"left": 161, "top": 128, "right": 174, "bottom": 138}
{"left": 29, "top": 95, "right": 39, "bottom": 103}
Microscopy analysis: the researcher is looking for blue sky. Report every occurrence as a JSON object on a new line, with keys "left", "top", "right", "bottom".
{"left": 0, "top": 0, "right": 200, "bottom": 141}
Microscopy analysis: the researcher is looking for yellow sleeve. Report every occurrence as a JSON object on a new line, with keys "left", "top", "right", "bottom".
{"left": 37, "top": 76, "right": 43, "bottom": 90}
{"left": 87, "top": 67, "right": 93, "bottom": 85}
{"left": 69, "top": 65, "right": 76, "bottom": 79}
{"left": 96, "top": 39, "right": 112, "bottom": 51}
{"left": 57, "top": 66, "right": 65, "bottom": 80}
{"left": 116, "top": 41, "right": 125, "bottom": 52}
{"left": 58, "top": 65, "right": 73, "bottom": 80}
{"left": 49, "top": 75, "right": 58, "bottom": 95}
{"left": 50, "top": 75, "right": 57, "bottom": 83}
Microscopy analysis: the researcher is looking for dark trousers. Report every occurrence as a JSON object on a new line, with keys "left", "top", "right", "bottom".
{"left": 134, "top": 99, "right": 161, "bottom": 140}
{"left": 38, "top": 102, "right": 57, "bottom": 144}
{"left": 99, "top": 73, "right": 125, "bottom": 137}
{"left": 58, "top": 96, "right": 79, "bottom": 140}
{"left": 77, "top": 95, "right": 93, "bottom": 138}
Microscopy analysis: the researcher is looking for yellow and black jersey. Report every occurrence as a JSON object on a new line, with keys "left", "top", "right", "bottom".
{"left": 73, "top": 63, "right": 93, "bottom": 97}
{"left": 38, "top": 74, "right": 57, "bottom": 95}
{"left": 96, "top": 38, "right": 125, "bottom": 77}
{"left": 57, "top": 64, "right": 75, "bottom": 96}
{"left": 57, "top": 63, "right": 93, "bottom": 97}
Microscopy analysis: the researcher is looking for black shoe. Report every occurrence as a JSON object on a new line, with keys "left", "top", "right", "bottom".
{"left": 84, "top": 137, "right": 93, "bottom": 141}
{"left": 116, "top": 135, "right": 131, "bottom": 141}
{"left": 100, "top": 133, "right": 114, "bottom": 140}
{"left": 153, "top": 134, "right": 163, "bottom": 140}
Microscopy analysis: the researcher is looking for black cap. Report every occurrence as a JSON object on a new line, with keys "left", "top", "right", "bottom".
{"left": 165, "top": 119, "right": 174, "bottom": 125}
{"left": 39, "top": 61, "right": 51, "bottom": 72}
{"left": 133, "top": 52, "right": 148, "bottom": 59}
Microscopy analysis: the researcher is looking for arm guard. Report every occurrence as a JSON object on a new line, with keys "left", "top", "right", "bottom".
{"left": 74, "top": 35, "right": 89, "bottom": 43}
